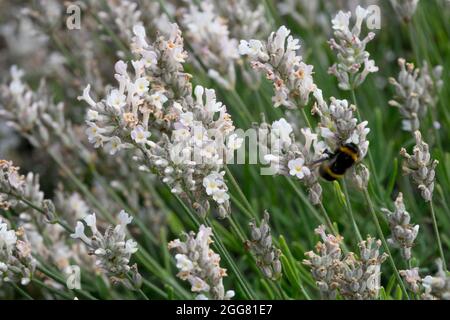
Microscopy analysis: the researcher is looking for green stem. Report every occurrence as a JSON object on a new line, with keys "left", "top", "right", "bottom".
{"left": 429, "top": 200, "right": 447, "bottom": 270}
{"left": 285, "top": 178, "right": 326, "bottom": 226}
{"left": 126, "top": 274, "right": 149, "bottom": 300}
{"left": 317, "top": 202, "right": 338, "bottom": 238}
{"left": 10, "top": 282, "right": 33, "bottom": 300}
{"left": 225, "top": 166, "right": 258, "bottom": 220}
{"left": 362, "top": 189, "right": 410, "bottom": 300}
{"left": 230, "top": 194, "right": 254, "bottom": 220}
{"left": 350, "top": 89, "right": 383, "bottom": 200}
{"left": 229, "top": 89, "right": 254, "bottom": 124}
{"left": 408, "top": 22, "right": 421, "bottom": 66}
{"left": 301, "top": 108, "right": 313, "bottom": 129}
{"left": 142, "top": 278, "right": 169, "bottom": 299}
{"left": 341, "top": 180, "right": 363, "bottom": 243}
{"left": 7, "top": 191, "right": 73, "bottom": 234}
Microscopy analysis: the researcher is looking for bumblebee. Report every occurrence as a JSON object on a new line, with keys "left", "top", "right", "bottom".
{"left": 317, "top": 143, "right": 360, "bottom": 181}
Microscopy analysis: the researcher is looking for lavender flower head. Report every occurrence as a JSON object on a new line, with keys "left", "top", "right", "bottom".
{"left": 382, "top": 192, "right": 419, "bottom": 260}
{"left": 400, "top": 268, "right": 421, "bottom": 293}
{"left": 390, "top": 0, "right": 420, "bottom": 23}
{"left": 303, "top": 225, "right": 343, "bottom": 299}
{"left": 181, "top": 0, "right": 239, "bottom": 90}
{"left": 168, "top": 224, "right": 235, "bottom": 300}
{"left": 0, "top": 160, "right": 56, "bottom": 222}
{"left": 239, "top": 26, "right": 316, "bottom": 109}
{"left": 400, "top": 130, "right": 437, "bottom": 202}
{"left": 70, "top": 210, "right": 140, "bottom": 286}
{"left": 304, "top": 226, "right": 387, "bottom": 300}
{"left": 246, "top": 211, "right": 282, "bottom": 280}
{"left": 0, "top": 160, "right": 24, "bottom": 210}
{"left": 328, "top": 6, "right": 379, "bottom": 90}
{"left": 338, "top": 236, "right": 387, "bottom": 300}
{"left": 0, "top": 219, "right": 36, "bottom": 286}
{"left": 261, "top": 118, "right": 326, "bottom": 205}
{"left": 389, "top": 58, "right": 443, "bottom": 132}
{"left": 422, "top": 259, "right": 450, "bottom": 300}
{"left": 313, "top": 89, "right": 370, "bottom": 159}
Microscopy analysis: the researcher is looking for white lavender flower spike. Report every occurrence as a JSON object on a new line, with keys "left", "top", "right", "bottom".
{"left": 181, "top": 1, "right": 239, "bottom": 90}
{"left": 260, "top": 118, "right": 325, "bottom": 205}
{"left": 239, "top": 25, "right": 316, "bottom": 109}
{"left": 389, "top": 58, "right": 443, "bottom": 132}
{"left": 168, "top": 224, "right": 235, "bottom": 300}
{"left": 304, "top": 226, "right": 387, "bottom": 300}
{"left": 303, "top": 225, "right": 344, "bottom": 299}
{"left": 0, "top": 219, "right": 36, "bottom": 286}
{"left": 337, "top": 236, "right": 387, "bottom": 300}
{"left": 313, "top": 89, "right": 370, "bottom": 160}
{"left": 328, "top": 6, "right": 378, "bottom": 90}
{"left": 0, "top": 66, "right": 90, "bottom": 161}
{"left": 70, "top": 210, "right": 140, "bottom": 286}
{"left": 0, "top": 160, "right": 57, "bottom": 222}
{"left": 390, "top": 0, "right": 420, "bottom": 23}
{"left": 399, "top": 268, "right": 421, "bottom": 294}
{"left": 246, "top": 211, "right": 282, "bottom": 281}
{"left": 422, "top": 259, "right": 450, "bottom": 300}
{"left": 382, "top": 192, "right": 419, "bottom": 260}
{"left": 400, "top": 130, "right": 438, "bottom": 202}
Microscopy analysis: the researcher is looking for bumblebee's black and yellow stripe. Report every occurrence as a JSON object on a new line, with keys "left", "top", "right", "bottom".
{"left": 319, "top": 143, "right": 359, "bottom": 181}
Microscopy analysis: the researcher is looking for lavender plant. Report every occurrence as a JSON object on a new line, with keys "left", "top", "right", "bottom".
{"left": 0, "top": 0, "right": 448, "bottom": 301}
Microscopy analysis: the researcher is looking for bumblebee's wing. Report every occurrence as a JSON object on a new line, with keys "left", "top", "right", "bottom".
{"left": 308, "top": 154, "right": 331, "bottom": 167}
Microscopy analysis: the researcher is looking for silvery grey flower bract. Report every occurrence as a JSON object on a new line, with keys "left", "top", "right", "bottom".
{"left": 80, "top": 24, "right": 240, "bottom": 217}
{"left": 382, "top": 192, "right": 419, "bottom": 260}
{"left": 0, "top": 219, "right": 36, "bottom": 286}
{"left": 168, "top": 224, "right": 235, "bottom": 300}
{"left": 246, "top": 211, "right": 282, "bottom": 281}
{"left": 422, "top": 259, "right": 450, "bottom": 300}
{"left": 181, "top": 1, "right": 239, "bottom": 90}
{"left": 349, "top": 163, "right": 370, "bottom": 190}
{"left": 338, "top": 236, "right": 387, "bottom": 300}
{"left": 328, "top": 6, "right": 379, "bottom": 90}
{"left": 390, "top": 0, "right": 420, "bottom": 22}
{"left": 239, "top": 25, "right": 316, "bottom": 109}
{"left": 70, "top": 210, "right": 139, "bottom": 285}
{"left": 313, "top": 89, "right": 370, "bottom": 159}
{"left": 304, "top": 225, "right": 387, "bottom": 300}
{"left": 303, "top": 225, "right": 344, "bottom": 299}
{"left": 389, "top": 58, "right": 443, "bottom": 132}
{"left": 260, "top": 118, "right": 325, "bottom": 205}
{"left": 400, "top": 130, "right": 437, "bottom": 202}
{"left": 400, "top": 268, "right": 421, "bottom": 293}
